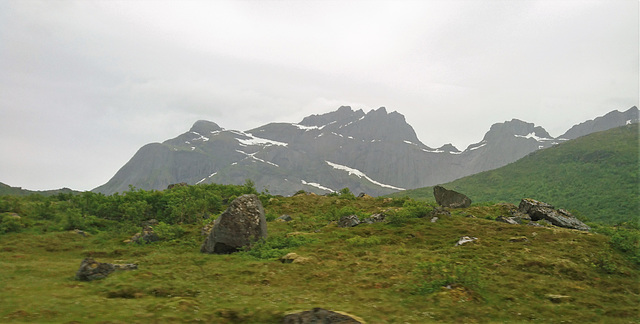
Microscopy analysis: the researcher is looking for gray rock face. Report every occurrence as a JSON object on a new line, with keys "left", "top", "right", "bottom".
{"left": 560, "top": 106, "right": 638, "bottom": 140}
{"left": 518, "top": 198, "right": 590, "bottom": 231}
{"left": 282, "top": 308, "right": 362, "bottom": 324}
{"left": 75, "top": 258, "right": 137, "bottom": 281}
{"left": 433, "top": 186, "right": 472, "bottom": 208}
{"left": 201, "top": 194, "right": 267, "bottom": 254}
{"left": 93, "top": 106, "right": 634, "bottom": 197}
{"left": 338, "top": 215, "right": 360, "bottom": 228}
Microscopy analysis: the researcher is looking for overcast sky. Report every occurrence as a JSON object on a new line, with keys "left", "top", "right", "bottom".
{"left": 1, "top": 0, "right": 638, "bottom": 191}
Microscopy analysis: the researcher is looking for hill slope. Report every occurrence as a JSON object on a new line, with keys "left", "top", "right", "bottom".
{"left": 1, "top": 188, "right": 638, "bottom": 323}
{"left": 0, "top": 182, "right": 79, "bottom": 197}
{"left": 387, "top": 123, "right": 639, "bottom": 224}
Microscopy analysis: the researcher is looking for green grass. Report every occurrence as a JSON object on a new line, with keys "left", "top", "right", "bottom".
{"left": 1, "top": 193, "right": 638, "bottom": 323}
{"left": 387, "top": 124, "right": 640, "bottom": 225}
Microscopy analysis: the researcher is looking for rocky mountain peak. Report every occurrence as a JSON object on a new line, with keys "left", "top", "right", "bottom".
{"left": 482, "top": 119, "right": 552, "bottom": 142}
{"left": 559, "top": 106, "right": 639, "bottom": 140}
{"left": 299, "top": 106, "right": 365, "bottom": 127}
{"left": 190, "top": 120, "right": 222, "bottom": 134}
{"left": 438, "top": 143, "right": 460, "bottom": 153}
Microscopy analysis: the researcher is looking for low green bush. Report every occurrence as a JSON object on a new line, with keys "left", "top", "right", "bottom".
{"left": 241, "top": 234, "right": 315, "bottom": 259}
{"left": 412, "top": 260, "right": 482, "bottom": 295}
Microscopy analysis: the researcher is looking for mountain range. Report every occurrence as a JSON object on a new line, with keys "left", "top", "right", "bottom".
{"left": 93, "top": 106, "right": 638, "bottom": 196}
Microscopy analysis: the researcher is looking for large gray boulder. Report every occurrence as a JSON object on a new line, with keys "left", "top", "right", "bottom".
{"left": 201, "top": 194, "right": 267, "bottom": 254}
{"left": 433, "top": 186, "right": 472, "bottom": 208}
{"left": 518, "top": 198, "right": 590, "bottom": 231}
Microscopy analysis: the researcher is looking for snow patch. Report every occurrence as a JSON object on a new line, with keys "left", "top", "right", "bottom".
{"left": 301, "top": 180, "right": 334, "bottom": 192}
{"left": 292, "top": 124, "right": 320, "bottom": 131}
{"left": 627, "top": 119, "right": 632, "bottom": 125}
{"left": 191, "top": 147, "right": 196, "bottom": 151}
{"left": 190, "top": 131, "right": 210, "bottom": 142}
{"left": 422, "top": 148, "right": 444, "bottom": 153}
{"left": 235, "top": 150, "right": 279, "bottom": 167}
{"left": 325, "top": 161, "right": 405, "bottom": 191}
{"left": 236, "top": 132, "right": 288, "bottom": 147}
{"left": 514, "top": 132, "right": 553, "bottom": 141}
{"left": 468, "top": 143, "right": 487, "bottom": 151}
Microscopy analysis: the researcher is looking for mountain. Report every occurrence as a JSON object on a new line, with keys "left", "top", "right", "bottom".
{"left": 560, "top": 106, "right": 638, "bottom": 140}
{"left": 94, "top": 106, "right": 638, "bottom": 196}
{"left": 386, "top": 123, "right": 639, "bottom": 224}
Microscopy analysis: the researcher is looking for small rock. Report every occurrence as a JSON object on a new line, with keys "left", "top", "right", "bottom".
{"left": 280, "top": 253, "right": 311, "bottom": 264}
{"left": 430, "top": 217, "right": 439, "bottom": 223}
{"left": 277, "top": 214, "right": 293, "bottom": 222}
{"left": 282, "top": 308, "right": 364, "bottom": 324}
{"left": 455, "top": 236, "right": 478, "bottom": 246}
{"left": 338, "top": 215, "right": 360, "bottom": 228}
{"left": 496, "top": 216, "right": 519, "bottom": 225}
{"left": 73, "top": 229, "right": 88, "bottom": 237}
{"left": 75, "top": 258, "right": 137, "bottom": 281}
{"left": 362, "top": 212, "right": 386, "bottom": 224}
{"left": 546, "top": 294, "right": 572, "bottom": 303}
{"left": 509, "top": 236, "right": 529, "bottom": 243}
{"left": 430, "top": 207, "right": 451, "bottom": 217}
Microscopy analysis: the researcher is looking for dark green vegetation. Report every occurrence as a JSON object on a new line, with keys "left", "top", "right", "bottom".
{"left": 387, "top": 124, "right": 639, "bottom": 225}
{"left": 1, "top": 183, "right": 639, "bottom": 323}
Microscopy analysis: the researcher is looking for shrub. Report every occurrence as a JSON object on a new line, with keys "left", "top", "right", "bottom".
{"left": 412, "top": 260, "right": 482, "bottom": 295}
{"left": 346, "top": 235, "right": 382, "bottom": 247}
{"left": 0, "top": 214, "right": 23, "bottom": 234}
{"left": 241, "top": 234, "right": 315, "bottom": 259}
{"left": 153, "top": 222, "right": 186, "bottom": 241}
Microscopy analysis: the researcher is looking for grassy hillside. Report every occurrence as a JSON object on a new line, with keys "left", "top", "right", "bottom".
{"left": 387, "top": 123, "right": 639, "bottom": 225}
{"left": 0, "top": 185, "right": 638, "bottom": 323}
{"left": 0, "top": 182, "right": 79, "bottom": 197}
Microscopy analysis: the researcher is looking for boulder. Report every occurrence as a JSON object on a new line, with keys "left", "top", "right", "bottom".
{"left": 338, "top": 215, "right": 360, "bottom": 228}
{"left": 455, "top": 236, "right": 478, "bottom": 246}
{"left": 75, "top": 258, "right": 137, "bottom": 281}
{"left": 433, "top": 186, "right": 471, "bottom": 208}
{"left": 362, "top": 212, "right": 385, "bottom": 224}
{"left": 518, "top": 199, "right": 590, "bottom": 231}
{"left": 201, "top": 194, "right": 267, "bottom": 254}
{"left": 430, "top": 207, "right": 451, "bottom": 217}
{"left": 357, "top": 193, "right": 373, "bottom": 199}
{"left": 129, "top": 220, "right": 160, "bottom": 244}
{"left": 282, "top": 308, "right": 364, "bottom": 324}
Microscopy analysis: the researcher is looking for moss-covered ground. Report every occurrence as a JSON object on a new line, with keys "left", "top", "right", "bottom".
{"left": 1, "top": 194, "right": 638, "bottom": 323}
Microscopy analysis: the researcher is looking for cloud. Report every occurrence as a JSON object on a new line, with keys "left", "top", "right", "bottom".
{"left": 0, "top": 0, "right": 637, "bottom": 190}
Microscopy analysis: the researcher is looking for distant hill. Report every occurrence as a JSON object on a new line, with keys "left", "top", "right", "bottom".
{"left": 0, "top": 182, "right": 79, "bottom": 197}
{"left": 93, "top": 106, "right": 638, "bottom": 196}
{"left": 386, "top": 123, "right": 639, "bottom": 224}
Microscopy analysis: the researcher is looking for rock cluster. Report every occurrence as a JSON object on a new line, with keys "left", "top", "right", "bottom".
{"left": 75, "top": 258, "right": 137, "bottom": 281}
{"left": 518, "top": 199, "right": 590, "bottom": 231}
{"left": 433, "top": 186, "right": 471, "bottom": 208}
{"left": 338, "top": 215, "right": 360, "bottom": 228}
{"left": 128, "top": 219, "right": 160, "bottom": 244}
{"left": 201, "top": 194, "right": 268, "bottom": 254}
{"left": 282, "top": 308, "right": 363, "bottom": 324}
